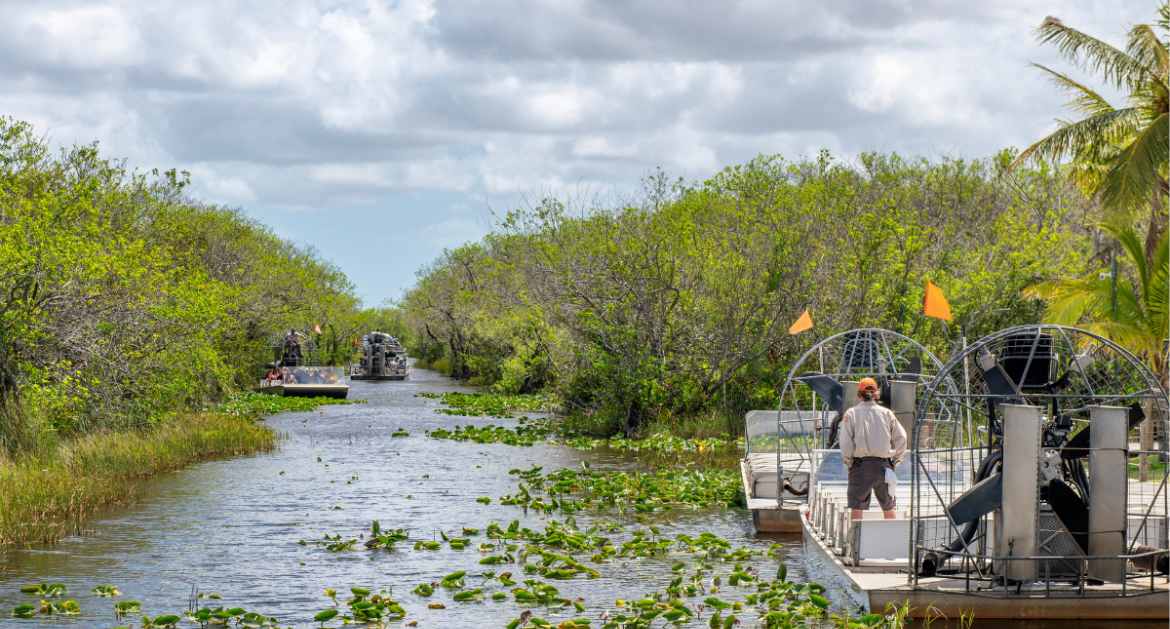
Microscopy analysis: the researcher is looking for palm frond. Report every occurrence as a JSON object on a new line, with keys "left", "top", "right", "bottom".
{"left": 1031, "top": 63, "right": 1118, "bottom": 117}
{"left": 1145, "top": 233, "right": 1169, "bottom": 323}
{"left": 1082, "top": 319, "right": 1161, "bottom": 360}
{"left": 1099, "top": 111, "right": 1169, "bottom": 210}
{"left": 1127, "top": 23, "right": 1170, "bottom": 93}
{"left": 1024, "top": 278, "right": 1109, "bottom": 324}
{"left": 1038, "top": 16, "right": 1158, "bottom": 92}
{"left": 1013, "top": 107, "right": 1141, "bottom": 167}
{"left": 1103, "top": 221, "right": 1151, "bottom": 296}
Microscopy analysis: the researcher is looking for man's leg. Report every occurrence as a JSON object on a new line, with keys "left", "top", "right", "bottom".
{"left": 847, "top": 461, "right": 870, "bottom": 520}
{"left": 874, "top": 471, "right": 897, "bottom": 519}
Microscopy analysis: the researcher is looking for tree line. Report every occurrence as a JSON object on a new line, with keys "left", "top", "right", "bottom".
{"left": 401, "top": 151, "right": 1098, "bottom": 435}
{"left": 0, "top": 118, "right": 395, "bottom": 456}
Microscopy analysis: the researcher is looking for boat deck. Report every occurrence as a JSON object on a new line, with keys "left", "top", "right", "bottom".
{"left": 802, "top": 477, "right": 1170, "bottom": 619}
{"left": 802, "top": 514, "right": 1169, "bottom": 619}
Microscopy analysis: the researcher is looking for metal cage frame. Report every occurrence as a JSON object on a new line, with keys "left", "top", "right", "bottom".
{"left": 758, "top": 328, "right": 953, "bottom": 510}
{"left": 910, "top": 324, "right": 1170, "bottom": 597}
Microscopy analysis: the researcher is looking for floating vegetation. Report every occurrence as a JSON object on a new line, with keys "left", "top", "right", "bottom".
{"left": 366, "top": 520, "right": 410, "bottom": 550}
{"left": 427, "top": 419, "right": 551, "bottom": 446}
{"left": 19, "top": 583, "right": 66, "bottom": 597}
{"left": 8, "top": 523, "right": 935, "bottom": 628}
{"left": 188, "top": 606, "right": 279, "bottom": 626}
{"left": 563, "top": 433, "right": 739, "bottom": 456}
{"left": 114, "top": 599, "right": 141, "bottom": 616}
{"left": 392, "top": 428, "right": 410, "bottom": 437}
{"left": 92, "top": 584, "right": 121, "bottom": 597}
{"left": 499, "top": 464, "right": 743, "bottom": 514}
{"left": 422, "top": 405, "right": 740, "bottom": 461}
{"left": 9, "top": 586, "right": 80, "bottom": 619}
{"left": 216, "top": 390, "right": 359, "bottom": 419}
{"left": 299, "top": 533, "right": 360, "bottom": 552}
{"left": 418, "top": 392, "right": 552, "bottom": 418}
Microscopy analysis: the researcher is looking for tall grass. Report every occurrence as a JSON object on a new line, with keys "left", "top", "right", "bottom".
{"left": 0, "top": 393, "right": 350, "bottom": 546}
{"left": 0, "top": 413, "right": 275, "bottom": 546}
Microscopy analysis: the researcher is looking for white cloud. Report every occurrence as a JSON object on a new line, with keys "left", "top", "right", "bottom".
{"left": 0, "top": 0, "right": 1152, "bottom": 301}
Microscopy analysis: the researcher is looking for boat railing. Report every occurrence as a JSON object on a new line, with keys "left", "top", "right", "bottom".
{"left": 266, "top": 366, "right": 346, "bottom": 385}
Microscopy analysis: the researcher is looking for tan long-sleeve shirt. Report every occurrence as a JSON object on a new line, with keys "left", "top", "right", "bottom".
{"left": 839, "top": 400, "right": 907, "bottom": 468}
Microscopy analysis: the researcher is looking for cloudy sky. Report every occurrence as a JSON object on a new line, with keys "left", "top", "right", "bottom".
{"left": 0, "top": 0, "right": 1151, "bottom": 304}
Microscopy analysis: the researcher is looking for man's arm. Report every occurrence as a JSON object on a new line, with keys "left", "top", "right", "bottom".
{"left": 839, "top": 408, "right": 854, "bottom": 467}
{"left": 889, "top": 410, "right": 907, "bottom": 465}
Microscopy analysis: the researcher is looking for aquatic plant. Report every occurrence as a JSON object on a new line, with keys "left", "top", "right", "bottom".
{"left": 499, "top": 464, "right": 742, "bottom": 515}
{"left": 365, "top": 520, "right": 410, "bottom": 550}
{"left": 562, "top": 433, "right": 739, "bottom": 456}
{"left": 215, "top": 391, "right": 359, "bottom": 419}
{"left": 419, "top": 392, "right": 553, "bottom": 418}
{"left": 92, "top": 584, "right": 121, "bottom": 597}
{"left": 114, "top": 599, "right": 142, "bottom": 616}
{"left": 427, "top": 418, "right": 552, "bottom": 447}
{"left": 18, "top": 583, "right": 66, "bottom": 597}
{"left": 188, "top": 606, "right": 279, "bottom": 626}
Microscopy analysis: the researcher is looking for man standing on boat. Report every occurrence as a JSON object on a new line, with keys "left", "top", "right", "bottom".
{"left": 839, "top": 377, "right": 906, "bottom": 520}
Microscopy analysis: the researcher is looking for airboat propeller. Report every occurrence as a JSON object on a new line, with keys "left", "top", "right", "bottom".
{"left": 912, "top": 324, "right": 1169, "bottom": 587}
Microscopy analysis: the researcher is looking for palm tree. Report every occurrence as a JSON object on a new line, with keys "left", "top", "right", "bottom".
{"left": 1026, "top": 222, "right": 1167, "bottom": 378}
{"left": 1013, "top": 6, "right": 1169, "bottom": 262}
{"left": 1026, "top": 222, "right": 1167, "bottom": 478}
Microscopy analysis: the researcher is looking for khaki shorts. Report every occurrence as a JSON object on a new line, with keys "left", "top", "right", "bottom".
{"left": 848, "top": 457, "right": 895, "bottom": 511}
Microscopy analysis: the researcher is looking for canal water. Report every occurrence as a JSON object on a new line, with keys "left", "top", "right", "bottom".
{"left": 0, "top": 368, "right": 1162, "bottom": 628}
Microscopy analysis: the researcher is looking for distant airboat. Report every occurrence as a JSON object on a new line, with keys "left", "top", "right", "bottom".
{"left": 350, "top": 332, "right": 409, "bottom": 381}
{"left": 257, "top": 330, "right": 350, "bottom": 399}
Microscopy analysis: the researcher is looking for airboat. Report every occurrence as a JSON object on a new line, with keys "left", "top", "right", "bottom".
{"left": 257, "top": 330, "right": 350, "bottom": 399}
{"left": 798, "top": 324, "right": 1168, "bottom": 620}
{"left": 742, "top": 328, "right": 946, "bottom": 533}
{"left": 350, "top": 332, "right": 409, "bottom": 381}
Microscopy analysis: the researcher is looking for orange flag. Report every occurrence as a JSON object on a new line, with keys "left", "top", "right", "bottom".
{"left": 923, "top": 280, "right": 953, "bottom": 322}
{"left": 788, "top": 309, "right": 813, "bottom": 335}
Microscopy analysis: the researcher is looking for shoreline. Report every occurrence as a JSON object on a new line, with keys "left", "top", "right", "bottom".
{"left": 0, "top": 394, "right": 347, "bottom": 547}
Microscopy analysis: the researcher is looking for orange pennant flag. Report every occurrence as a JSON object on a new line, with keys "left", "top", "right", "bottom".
{"left": 788, "top": 309, "right": 813, "bottom": 335}
{"left": 923, "top": 280, "right": 953, "bottom": 322}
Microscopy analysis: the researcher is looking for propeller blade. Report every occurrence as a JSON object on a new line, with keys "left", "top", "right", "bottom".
{"left": 1062, "top": 403, "right": 1146, "bottom": 460}
{"left": 796, "top": 374, "right": 844, "bottom": 413}
{"left": 982, "top": 363, "right": 1020, "bottom": 399}
{"left": 1044, "top": 479, "right": 1089, "bottom": 553}
{"left": 946, "top": 472, "right": 1003, "bottom": 525}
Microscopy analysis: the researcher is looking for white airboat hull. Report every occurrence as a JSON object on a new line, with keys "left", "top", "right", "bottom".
{"left": 740, "top": 459, "right": 803, "bottom": 533}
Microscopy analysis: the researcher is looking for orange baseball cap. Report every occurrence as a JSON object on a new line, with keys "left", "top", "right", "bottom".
{"left": 858, "top": 377, "right": 879, "bottom": 392}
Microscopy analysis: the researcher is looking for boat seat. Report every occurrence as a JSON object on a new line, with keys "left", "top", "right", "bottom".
{"left": 745, "top": 453, "right": 811, "bottom": 499}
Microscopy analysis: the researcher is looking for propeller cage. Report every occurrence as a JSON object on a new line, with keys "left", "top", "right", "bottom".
{"left": 911, "top": 325, "right": 1169, "bottom": 597}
